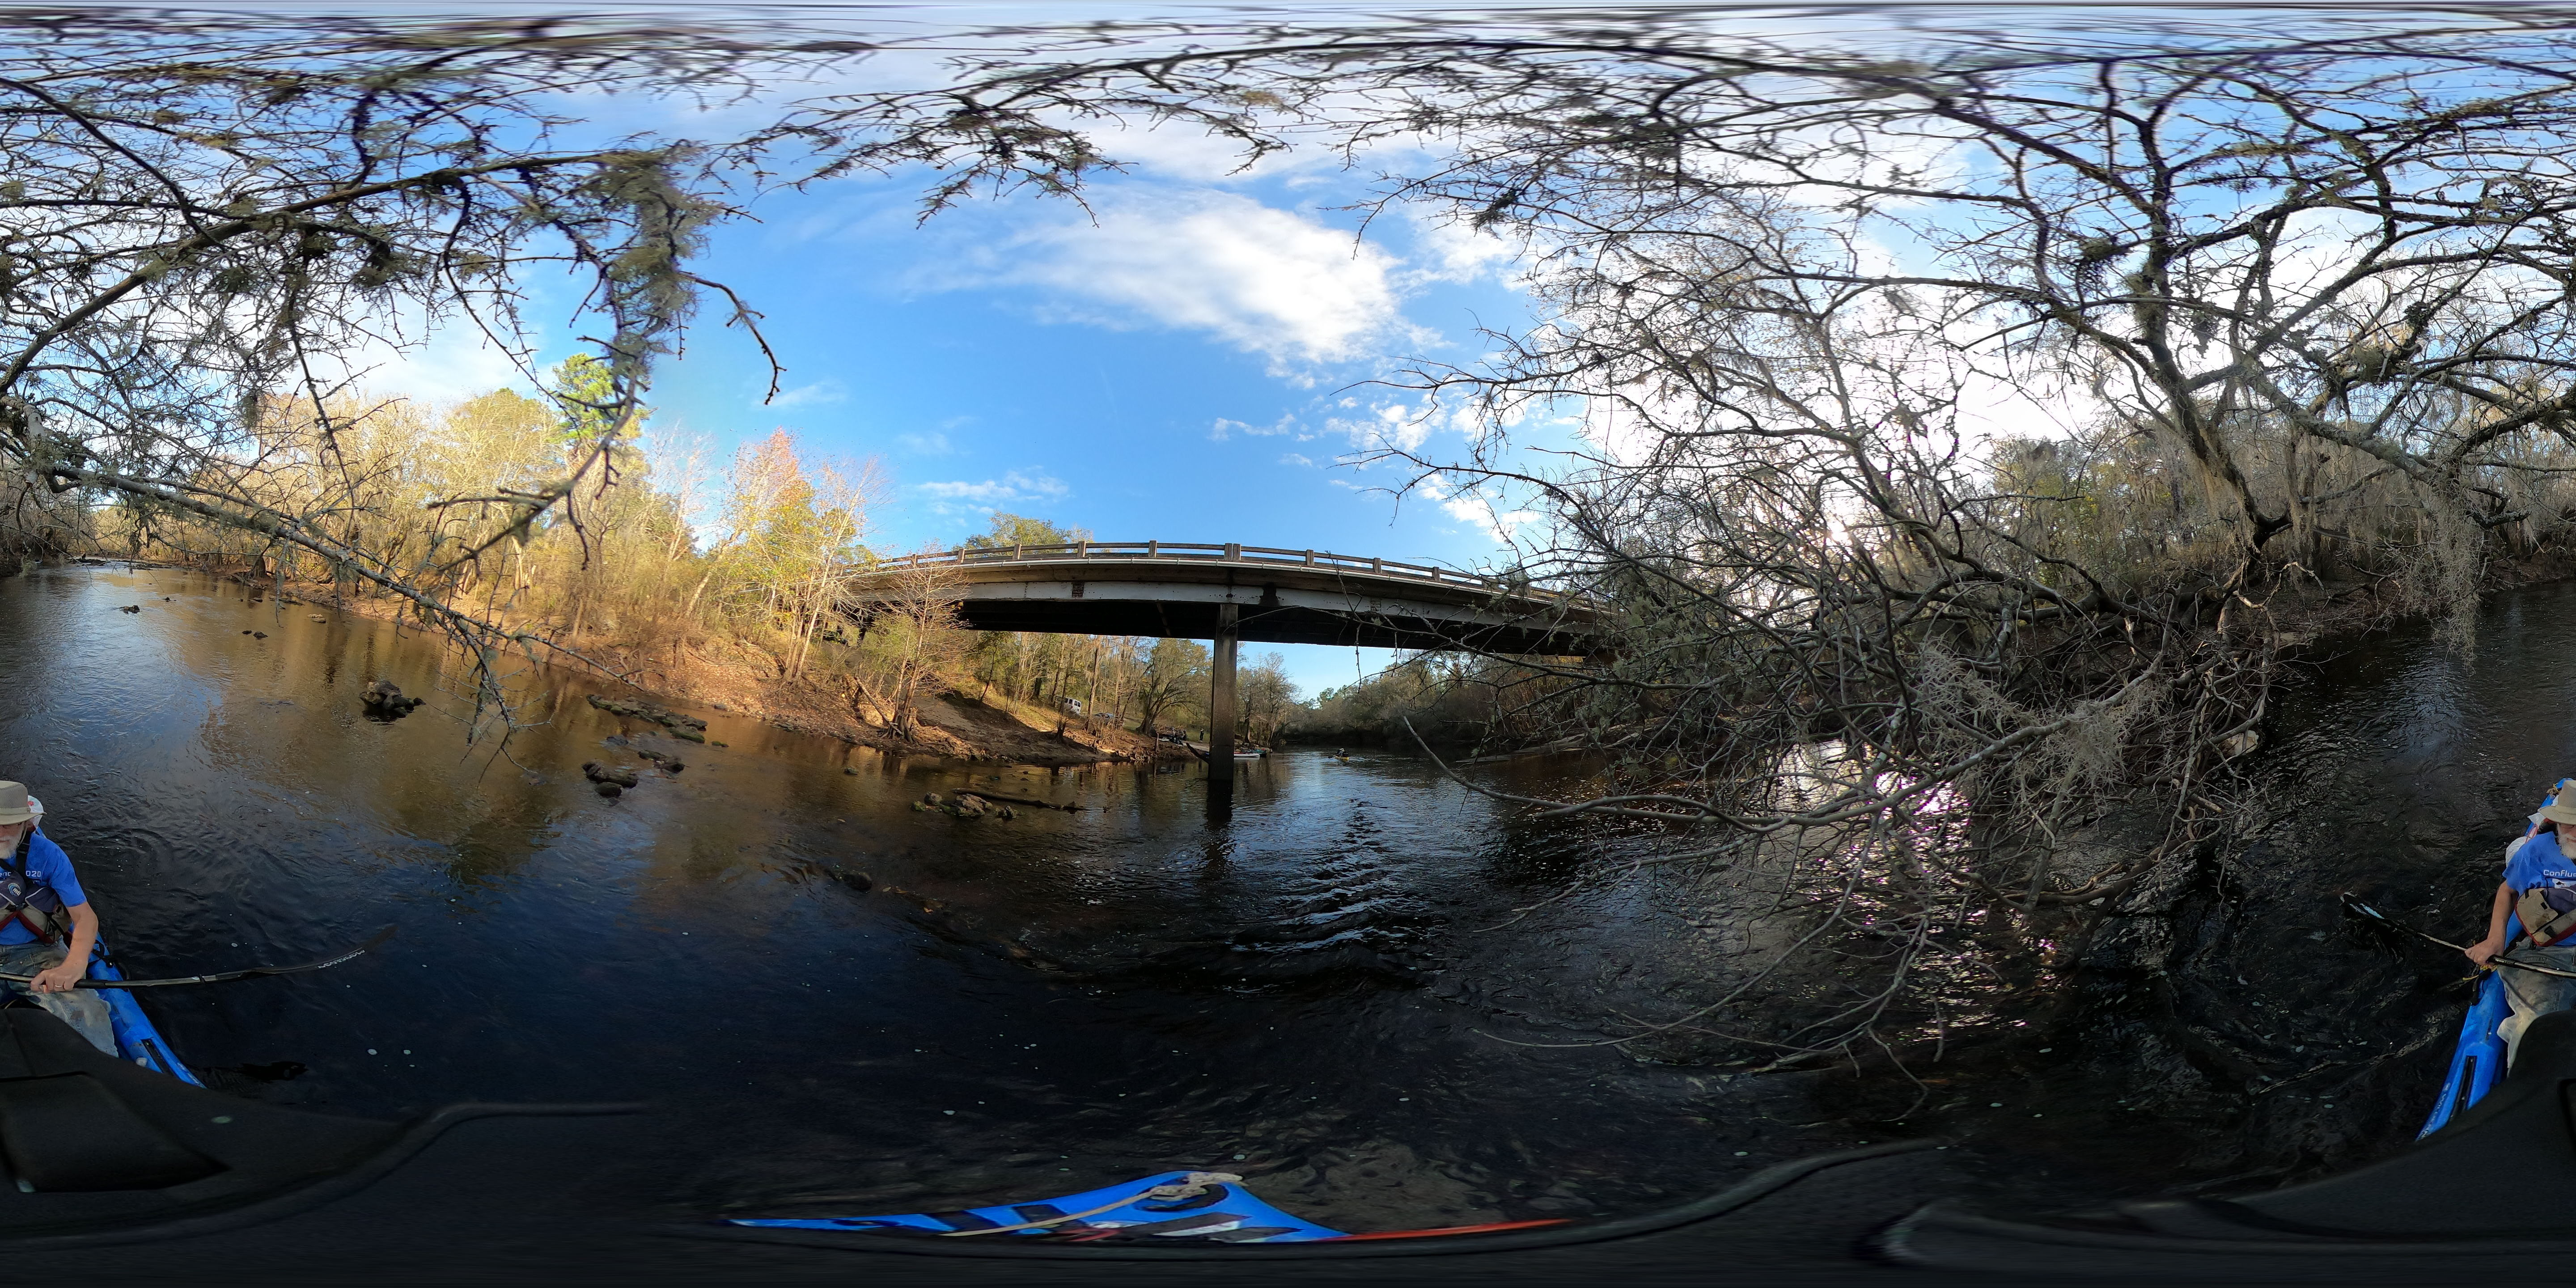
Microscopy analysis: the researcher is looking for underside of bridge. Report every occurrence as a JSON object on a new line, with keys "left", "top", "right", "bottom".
{"left": 943, "top": 595, "right": 1593, "bottom": 655}
{"left": 850, "top": 550, "right": 1601, "bottom": 784}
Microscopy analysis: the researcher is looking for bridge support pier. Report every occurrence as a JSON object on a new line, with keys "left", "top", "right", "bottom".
{"left": 1209, "top": 602, "right": 1238, "bottom": 784}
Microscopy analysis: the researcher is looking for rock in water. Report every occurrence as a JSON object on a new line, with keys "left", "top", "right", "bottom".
{"left": 583, "top": 693, "right": 710, "bottom": 741}
{"left": 360, "top": 679, "right": 423, "bottom": 720}
{"left": 251, "top": 631, "right": 266, "bottom": 640}
{"left": 308, "top": 614, "right": 326, "bottom": 623}
{"left": 117, "top": 605, "right": 139, "bottom": 613}
{"left": 581, "top": 762, "right": 641, "bottom": 789}
{"left": 595, "top": 782, "right": 623, "bottom": 798}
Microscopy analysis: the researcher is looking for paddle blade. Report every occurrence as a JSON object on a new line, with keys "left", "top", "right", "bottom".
{"left": 291, "top": 924, "right": 396, "bottom": 974}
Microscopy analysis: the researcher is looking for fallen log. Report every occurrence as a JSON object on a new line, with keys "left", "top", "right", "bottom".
{"left": 957, "top": 790, "right": 1085, "bottom": 812}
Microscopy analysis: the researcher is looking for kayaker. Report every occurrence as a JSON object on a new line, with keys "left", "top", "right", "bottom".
{"left": 0, "top": 780, "right": 115, "bottom": 1053}
{"left": 2465, "top": 796, "right": 2576, "bottom": 1064}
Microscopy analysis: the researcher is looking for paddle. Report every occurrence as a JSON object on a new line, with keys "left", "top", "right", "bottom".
{"left": 2339, "top": 894, "right": 2576, "bottom": 981}
{"left": 0, "top": 925, "right": 397, "bottom": 990}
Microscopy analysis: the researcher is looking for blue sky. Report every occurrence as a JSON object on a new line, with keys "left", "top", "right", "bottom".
{"left": 384, "top": 118, "right": 1559, "bottom": 698}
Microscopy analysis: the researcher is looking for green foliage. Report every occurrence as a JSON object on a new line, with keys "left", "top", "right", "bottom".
{"left": 1280, "top": 648, "right": 1569, "bottom": 750}
{"left": 962, "top": 512, "right": 1086, "bottom": 550}
{"left": 544, "top": 355, "right": 626, "bottom": 446}
{"left": 1134, "top": 637, "right": 1209, "bottom": 734}
{"left": 1237, "top": 651, "right": 1298, "bottom": 746}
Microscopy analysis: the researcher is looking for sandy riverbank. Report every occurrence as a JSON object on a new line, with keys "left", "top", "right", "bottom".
{"left": 89, "top": 558, "right": 1191, "bottom": 768}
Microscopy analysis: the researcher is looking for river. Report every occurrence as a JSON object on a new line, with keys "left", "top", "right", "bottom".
{"left": 6, "top": 562, "right": 2553, "bottom": 1228}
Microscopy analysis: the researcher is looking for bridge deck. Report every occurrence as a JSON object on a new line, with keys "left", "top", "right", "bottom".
{"left": 855, "top": 541, "right": 1597, "bottom": 653}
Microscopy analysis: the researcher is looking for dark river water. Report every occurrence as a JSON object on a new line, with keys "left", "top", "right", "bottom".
{"left": 11, "top": 561, "right": 2562, "bottom": 1228}
{"left": 10, "top": 562, "right": 1746, "bottom": 1229}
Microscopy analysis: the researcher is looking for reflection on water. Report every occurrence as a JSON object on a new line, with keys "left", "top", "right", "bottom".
{"left": 36, "top": 558, "right": 2537, "bottom": 1225}
{"left": 8, "top": 563, "right": 1774, "bottom": 1229}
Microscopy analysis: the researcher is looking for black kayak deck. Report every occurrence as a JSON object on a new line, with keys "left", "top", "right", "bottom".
{"left": 31, "top": 1000, "right": 2576, "bottom": 1282}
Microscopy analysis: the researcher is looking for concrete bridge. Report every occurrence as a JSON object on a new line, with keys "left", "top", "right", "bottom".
{"left": 852, "top": 540, "right": 1600, "bottom": 781}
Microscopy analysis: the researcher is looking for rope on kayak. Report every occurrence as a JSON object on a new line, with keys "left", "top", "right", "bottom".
{"left": 938, "top": 1171, "right": 1243, "bottom": 1237}
{"left": 2341, "top": 894, "right": 2576, "bottom": 981}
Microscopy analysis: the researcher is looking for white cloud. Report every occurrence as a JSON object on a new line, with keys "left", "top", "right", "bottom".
{"left": 331, "top": 309, "right": 534, "bottom": 407}
{"left": 915, "top": 469, "right": 1069, "bottom": 517}
{"left": 1279, "top": 453, "right": 1316, "bottom": 467}
{"left": 1326, "top": 398, "right": 1463, "bottom": 455}
{"left": 923, "top": 188, "right": 1415, "bottom": 370}
{"left": 770, "top": 377, "right": 848, "bottom": 408}
{"left": 1402, "top": 212, "right": 1522, "bottom": 287}
{"left": 1437, "top": 491, "right": 1538, "bottom": 544}
{"left": 896, "top": 430, "right": 954, "bottom": 455}
{"left": 1211, "top": 414, "right": 1301, "bottom": 440}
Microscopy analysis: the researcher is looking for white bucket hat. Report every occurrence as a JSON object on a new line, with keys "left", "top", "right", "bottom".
{"left": 0, "top": 782, "right": 36, "bottom": 826}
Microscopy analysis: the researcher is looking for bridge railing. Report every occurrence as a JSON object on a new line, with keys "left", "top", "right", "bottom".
{"left": 869, "top": 540, "right": 1577, "bottom": 602}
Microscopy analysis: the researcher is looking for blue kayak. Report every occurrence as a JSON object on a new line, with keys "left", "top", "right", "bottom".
{"left": 2416, "top": 777, "right": 2571, "bottom": 1138}
{"left": 3, "top": 806, "right": 196, "bottom": 1084}
{"left": 1, "top": 938, "right": 198, "bottom": 1084}
{"left": 88, "top": 938, "right": 201, "bottom": 1086}
{"left": 732, "top": 1170, "right": 1348, "bottom": 1243}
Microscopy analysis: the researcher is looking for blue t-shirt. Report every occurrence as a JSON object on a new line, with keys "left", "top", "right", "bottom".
{"left": 2507, "top": 831, "right": 2576, "bottom": 895}
{"left": 0, "top": 829, "right": 85, "bottom": 946}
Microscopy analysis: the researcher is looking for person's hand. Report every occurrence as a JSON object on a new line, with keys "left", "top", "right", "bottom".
{"left": 2467, "top": 935, "right": 2507, "bottom": 968}
{"left": 28, "top": 962, "right": 82, "bottom": 994}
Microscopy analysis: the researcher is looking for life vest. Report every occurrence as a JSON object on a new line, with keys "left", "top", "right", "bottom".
{"left": 0, "top": 828, "right": 67, "bottom": 944}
